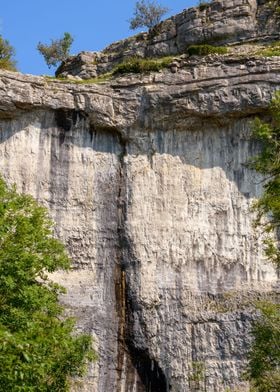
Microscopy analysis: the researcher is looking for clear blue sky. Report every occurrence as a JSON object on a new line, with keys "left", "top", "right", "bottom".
{"left": 1, "top": 1, "right": 197, "bottom": 75}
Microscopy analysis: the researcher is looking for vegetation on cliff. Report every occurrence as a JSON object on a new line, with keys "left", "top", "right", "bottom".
{"left": 129, "top": 0, "right": 169, "bottom": 30}
{"left": 112, "top": 55, "right": 173, "bottom": 75}
{"left": 0, "top": 178, "right": 95, "bottom": 391}
{"left": 0, "top": 35, "right": 17, "bottom": 71}
{"left": 247, "top": 92, "right": 280, "bottom": 391}
{"left": 186, "top": 44, "right": 228, "bottom": 56}
{"left": 37, "top": 32, "right": 74, "bottom": 68}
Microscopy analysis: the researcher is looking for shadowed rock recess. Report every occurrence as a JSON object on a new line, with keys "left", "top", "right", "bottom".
{"left": 0, "top": 0, "right": 280, "bottom": 391}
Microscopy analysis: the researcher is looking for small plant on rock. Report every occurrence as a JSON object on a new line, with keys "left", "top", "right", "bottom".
{"left": 186, "top": 44, "right": 228, "bottom": 56}
{"left": 129, "top": 0, "right": 169, "bottom": 30}
{"left": 198, "top": 0, "right": 212, "bottom": 11}
{"left": 37, "top": 32, "right": 74, "bottom": 68}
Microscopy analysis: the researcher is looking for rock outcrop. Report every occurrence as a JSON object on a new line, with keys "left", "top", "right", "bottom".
{"left": 57, "top": 0, "right": 280, "bottom": 79}
{"left": 1, "top": 1, "right": 280, "bottom": 391}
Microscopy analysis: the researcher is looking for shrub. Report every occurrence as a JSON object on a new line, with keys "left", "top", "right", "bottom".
{"left": 246, "top": 302, "right": 280, "bottom": 392}
{"left": 186, "top": 44, "right": 228, "bottom": 56}
{"left": 268, "top": 0, "right": 280, "bottom": 15}
{"left": 198, "top": 0, "right": 212, "bottom": 11}
{"left": 37, "top": 32, "right": 74, "bottom": 68}
{"left": 0, "top": 35, "right": 17, "bottom": 71}
{"left": 129, "top": 0, "right": 169, "bottom": 30}
{"left": 0, "top": 177, "right": 96, "bottom": 391}
{"left": 112, "top": 56, "right": 172, "bottom": 75}
{"left": 246, "top": 92, "right": 280, "bottom": 391}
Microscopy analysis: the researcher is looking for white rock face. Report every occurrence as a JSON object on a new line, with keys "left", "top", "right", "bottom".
{"left": 0, "top": 53, "right": 279, "bottom": 391}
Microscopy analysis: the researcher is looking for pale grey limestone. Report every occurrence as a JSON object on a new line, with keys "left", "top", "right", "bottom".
{"left": 0, "top": 28, "right": 280, "bottom": 392}
{"left": 57, "top": 0, "right": 280, "bottom": 80}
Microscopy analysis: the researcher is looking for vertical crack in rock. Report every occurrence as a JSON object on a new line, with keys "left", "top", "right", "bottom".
{"left": 115, "top": 133, "right": 169, "bottom": 392}
{"left": 115, "top": 133, "right": 145, "bottom": 391}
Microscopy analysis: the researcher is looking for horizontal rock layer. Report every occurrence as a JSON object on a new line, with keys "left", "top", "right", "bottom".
{"left": 56, "top": 0, "right": 280, "bottom": 79}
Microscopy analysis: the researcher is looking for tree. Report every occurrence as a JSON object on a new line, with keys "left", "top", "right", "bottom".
{"left": 0, "top": 177, "right": 95, "bottom": 391}
{"left": 37, "top": 32, "right": 73, "bottom": 68}
{"left": 129, "top": 0, "right": 169, "bottom": 30}
{"left": 249, "top": 91, "right": 280, "bottom": 267}
{"left": 246, "top": 92, "right": 280, "bottom": 391}
{"left": 0, "top": 35, "right": 17, "bottom": 71}
{"left": 247, "top": 302, "right": 280, "bottom": 392}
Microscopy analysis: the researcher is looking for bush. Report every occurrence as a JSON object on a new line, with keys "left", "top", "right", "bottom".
{"left": 0, "top": 177, "right": 96, "bottom": 391}
{"left": 198, "top": 0, "right": 212, "bottom": 11}
{"left": 0, "top": 35, "right": 17, "bottom": 71}
{"left": 246, "top": 92, "right": 280, "bottom": 391}
{"left": 112, "top": 56, "right": 172, "bottom": 75}
{"left": 269, "top": 0, "right": 280, "bottom": 15}
{"left": 129, "top": 0, "right": 169, "bottom": 30}
{"left": 37, "top": 32, "right": 74, "bottom": 68}
{"left": 246, "top": 302, "right": 280, "bottom": 392}
{"left": 186, "top": 44, "right": 228, "bottom": 56}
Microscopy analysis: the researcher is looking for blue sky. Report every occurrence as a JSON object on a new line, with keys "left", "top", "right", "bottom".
{"left": 1, "top": 1, "right": 197, "bottom": 75}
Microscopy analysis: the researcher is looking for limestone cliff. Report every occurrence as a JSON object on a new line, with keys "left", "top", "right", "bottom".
{"left": 1, "top": 1, "right": 280, "bottom": 391}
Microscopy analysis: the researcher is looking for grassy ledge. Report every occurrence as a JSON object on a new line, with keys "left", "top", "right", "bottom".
{"left": 112, "top": 56, "right": 173, "bottom": 75}
{"left": 186, "top": 44, "right": 228, "bottom": 56}
{"left": 257, "top": 41, "right": 280, "bottom": 57}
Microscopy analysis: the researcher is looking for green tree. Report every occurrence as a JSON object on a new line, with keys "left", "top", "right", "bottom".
{"left": 129, "top": 0, "right": 169, "bottom": 30}
{"left": 247, "top": 92, "right": 280, "bottom": 391}
{"left": 0, "top": 177, "right": 95, "bottom": 391}
{"left": 37, "top": 32, "right": 73, "bottom": 68}
{"left": 247, "top": 302, "right": 280, "bottom": 392}
{"left": 249, "top": 91, "right": 280, "bottom": 267}
{"left": 0, "top": 35, "right": 17, "bottom": 71}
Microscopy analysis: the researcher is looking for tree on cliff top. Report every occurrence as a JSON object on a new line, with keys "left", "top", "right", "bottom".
{"left": 0, "top": 177, "right": 95, "bottom": 391}
{"left": 247, "top": 92, "right": 280, "bottom": 391}
{"left": 0, "top": 35, "right": 17, "bottom": 71}
{"left": 129, "top": 0, "right": 169, "bottom": 30}
{"left": 37, "top": 32, "right": 73, "bottom": 68}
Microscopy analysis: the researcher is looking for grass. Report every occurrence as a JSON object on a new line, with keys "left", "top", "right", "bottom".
{"left": 112, "top": 56, "right": 173, "bottom": 75}
{"left": 45, "top": 55, "right": 174, "bottom": 84}
{"left": 44, "top": 72, "right": 113, "bottom": 85}
{"left": 186, "top": 44, "right": 228, "bottom": 56}
{"left": 257, "top": 41, "right": 280, "bottom": 57}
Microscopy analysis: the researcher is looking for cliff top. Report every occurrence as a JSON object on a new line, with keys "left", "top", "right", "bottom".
{"left": 55, "top": 0, "right": 280, "bottom": 79}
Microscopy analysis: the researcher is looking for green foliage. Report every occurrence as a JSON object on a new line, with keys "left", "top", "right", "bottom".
{"left": 0, "top": 177, "right": 95, "bottom": 391}
{"left": 186, "top": 44, "right": 228, "bottom": 56}
{"left": 197, "top": 0, "right": 212, "bottom": 11}
{"left": 246, "top": 302, "right": 280, "bottom": 392}
{"left": 249, "top": 91, "right": 280, "bottom": 266}
{"left": 112, "top": 56, "right": 172, "bottom": 75}
{"left": 247, "top": 92, "right": 280, "bottom": 390}
{"left": 37, "top": 32, "right": 74, "bottom": 68}
{"left": 257, "top": 41, "right": 280, "bottom": 57}
{"left": 0, "top": 35, "right": 17, "bottom": 71}
{"left": 189, "top": 361, "right": 205, "bottom": 384}
{"left": 268, "top": 0, "right": 280, "bottom": 15}
{"left": 129, "top": 0, "right": 169, "bottom": 30}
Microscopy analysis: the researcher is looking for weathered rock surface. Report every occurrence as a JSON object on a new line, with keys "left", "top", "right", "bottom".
{"left": 57, "top": 0, "right": 280, "bottom": 79}
{"left": 1, "top": 2, "right": 280, "bottom": 391}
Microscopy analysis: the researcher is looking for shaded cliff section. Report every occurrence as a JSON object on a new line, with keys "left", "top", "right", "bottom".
{"left": 56, "top": 0, "right": 280, "bottom": 79}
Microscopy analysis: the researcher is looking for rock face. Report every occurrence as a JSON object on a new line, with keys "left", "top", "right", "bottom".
{"left": 57, "top": 0, "right": 280, "bottom": 79}
{"left": 1, "top": 2, "right": 280, "bottom": 391}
